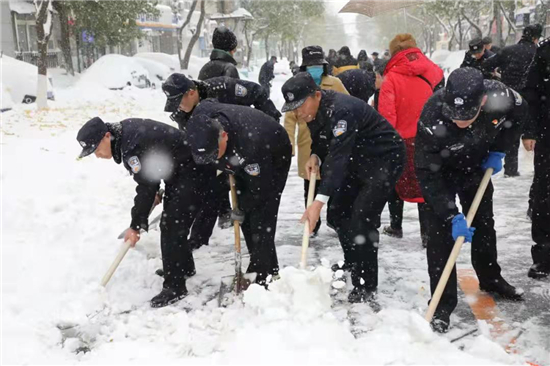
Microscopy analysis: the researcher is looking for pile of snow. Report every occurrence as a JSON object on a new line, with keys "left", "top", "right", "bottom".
{"left": 1, "top": 55, "right": 54, "bottom": 108}
{"left": 78, "top": 54, "right": 150, "bottom": 90}
{"left": 134, "top": 52, "right": 180, "bottom": 72}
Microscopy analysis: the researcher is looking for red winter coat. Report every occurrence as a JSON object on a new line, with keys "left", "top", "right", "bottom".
{"left": 379, "top": 48, "right": 443, "bottom": 203}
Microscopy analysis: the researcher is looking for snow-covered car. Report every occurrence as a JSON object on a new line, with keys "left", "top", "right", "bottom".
{"left": 132, "top": 57, "right": 171, "bottom": 88}
{"left": 430, "top": 49, "right": 451, "bottom": 69}
{"left": 1, "top": 55, "right": 54, "bottom": 108}
{"left": 78, "top": 54, "right": 151, "bottom": 90}
{"left": 442, "top": 50, "right": 466, "bottom": 75}
{"left": 134, "top": 52, "right": 180, "bottom": 72}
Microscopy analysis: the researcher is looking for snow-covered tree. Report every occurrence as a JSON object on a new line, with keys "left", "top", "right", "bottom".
{"left": 34, "top": 0, "right": 53, "bottom": 110}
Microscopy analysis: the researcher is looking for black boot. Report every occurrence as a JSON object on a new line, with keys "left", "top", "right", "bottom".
{"left": 382, "top": 226, "right": 403, "bottom": 239}
{"left": 348, "top": 287, "right": 381, "bottom": 312}
{"left": 331, "top": 261, "right": 352, "bottom": 272}
{"left": 430, "top": 317, "right": 450, "bottom": 333}
{"left": 528, "top": 263, "right": 550, "bottom": 279}
{"left": 479, "top": 277, "right": 524, "bottom": 300}
{"left": 150, "top": 286, "right": 188, "bottom": 308}
{"left": 155, "top": 268, "right": 196, "bottom": 278}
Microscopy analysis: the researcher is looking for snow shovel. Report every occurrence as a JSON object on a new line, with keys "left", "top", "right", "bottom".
{"left": 218, "top": 174, "right": 256, "bottom": 306}
{"left": 425, "top": 168, "right": 493, "bottom": 323}
{"left": 117, "top": 189, "right": 164, "bottom": 239}
{"left": 300, "top": 171, "right": 317, "bottom": 269}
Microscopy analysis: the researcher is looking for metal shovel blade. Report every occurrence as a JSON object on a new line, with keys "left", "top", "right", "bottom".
{"left": 217, "top": 272, "right": 257, "bottom": 307}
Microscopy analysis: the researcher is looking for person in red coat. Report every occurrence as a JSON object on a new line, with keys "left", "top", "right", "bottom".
{"left": 378, "top": 34, "right": 444, "bottom": 246}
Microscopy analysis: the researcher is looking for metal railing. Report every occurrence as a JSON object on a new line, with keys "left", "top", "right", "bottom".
{"left": 14, "top": 51, "right": 61, "bottom": 68}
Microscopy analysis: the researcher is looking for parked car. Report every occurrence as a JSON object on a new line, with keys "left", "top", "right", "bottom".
{"left": 134, "top": 52, "right": 180, "bottom": 72}
{"left": 78, "top": 54, "right": 151, "bottom": 90}
{"left": 132, "top": 57, "right": 171, "bottom": 88}
{"left": 1, "top": 55, "right": 54, "bottom": 109}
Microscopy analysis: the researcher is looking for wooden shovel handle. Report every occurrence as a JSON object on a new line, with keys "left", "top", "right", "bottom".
{"left": 425, "top": 168, "right": 493, "bottom": 322}
{"left": 101, "top": 240, "right": 132, "bottom": 287}
{"left": 300, "top": 172, "right": 317, "bottom": 269}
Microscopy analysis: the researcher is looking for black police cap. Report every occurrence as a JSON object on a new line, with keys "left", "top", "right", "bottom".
{"left": 281, "top": 72, "right": 320, "bottom": 113}
{"left": 468, "top": 38, "right": 484, "bottom": 54}
{"left": 77, "top": 117, "right": 108, "bottom": 158}
{"left": 301, "top": 45, "right": 328, "bottom": 67}
{"left": 187, "top": 114, "right": 223, "bottom": 165}
{"left": 162, "top": 73, "right": 196, "bottom": 113}
{"left": 442, "top": 67, "right": 486, "bottom": 121}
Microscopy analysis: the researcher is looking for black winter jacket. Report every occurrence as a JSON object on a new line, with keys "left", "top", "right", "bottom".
{"left": 415, "top": 80, "right": 529, "bottom": 222}
{"left": 482, "top": 38, "right": 538, "bottom": 91}
{"left": 170, "top": 77, "right": 281, "bottom": 129}
{"left": 198, "top": 49, "right": 239, "bottom": 80}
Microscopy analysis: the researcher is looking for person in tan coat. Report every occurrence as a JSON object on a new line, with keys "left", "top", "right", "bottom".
{"left": 284, "top": 45, "right": 349, "bottom": 235}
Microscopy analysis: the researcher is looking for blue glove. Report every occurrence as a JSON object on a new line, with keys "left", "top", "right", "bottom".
{"left": 451, "top": 213, "right": 476, "bottom": 243}
{"left": 481, "top": 152, "right": 506, "bottom": 175}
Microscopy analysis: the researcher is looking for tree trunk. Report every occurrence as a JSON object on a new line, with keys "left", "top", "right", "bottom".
{"left": 264, "top": 34, "right": 269, "bottom": 61}
{"left": 244, "top": 26, "right": 254, "bottom": 67}
{"left": 52, "top": 1, "right": 73, "bottom": 75}
{"left": 457, "top": 12, "right": 463, "bottom": 49}
{"left": 182, "top": 0, "right": 205, "bottom": 70}
{"left": 34, "top": 0, "right": 53, "bottom": 110}
{"left": 461, "top": 9, "right": 482, "bottom": 39}
{"left": 494, "top": 0, "right": 503, "bottom": 48}
{"left": 177, "top": 0, "right": 198, "bottom": 69}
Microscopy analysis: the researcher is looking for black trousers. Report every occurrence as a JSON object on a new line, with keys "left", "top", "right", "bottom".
{"left": 160, "top": 172, "right": 204, "bottom": 291}
{"left": 531, "top": 144, "right": 550, "bottom": 266}
{"left": 504, "top": 137, "right": 521, "bottom": 175}
{"left": 240, "top": 151, "right": 292, "bottom": 284}
{"left": 424, "top": 174, "right": 502, "bottom": 321}
{"left": 304, "top": 179, "right": 322, "bottom": 234}
{"left": 188, "top": 174, "right": 231, "bottom": 246}
{"left": 328, "top": 156, "right": 403, "bottom": 290}
{"left": 387, "top": 189, "right": 429, "bottom": 240}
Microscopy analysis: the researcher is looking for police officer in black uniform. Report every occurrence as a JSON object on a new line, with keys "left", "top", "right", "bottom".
{"left": 163, "top": 73, "right": 281, "bottom": 130}
{"left": 415, "top": 68, "right": 526, "bottom": 332}
{"left": 482, "top": 24, "right": 543, "bottom": 177}
{"left": 460, "top": 38, "right": 496, "bottom": 79}
{"left": 282, "top": 72, "right": 405, "bottom": 305}
{"left": 76, "top": 117, "right": 211, "bottom": 307}
{"left": 162, "top": 73, "right": 282, "bottom": 250}
{"left": 522, "top": 37, "right": 550, "bottom": 279}
{"left": 186, "top": 99, "right": 292, "bottom": 284}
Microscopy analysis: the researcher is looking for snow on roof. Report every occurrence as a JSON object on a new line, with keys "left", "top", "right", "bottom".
{"left": 515, "top": 6, "right": 534, "bottom": 15}
{"left": 209, "top": 7, "right": 253, "bottom": 20}
{"left": 9, "top": 0, "right": 35, "bottom": 14}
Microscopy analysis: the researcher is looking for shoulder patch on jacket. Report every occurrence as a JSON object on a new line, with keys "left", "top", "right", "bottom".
{"left": 511, "top": 89, "right": 523, "bottom": 106}
{"left": 244, "top": 163, "right": 260, "bottom": 176}
{"left": 333, "top": 120, "right": 347, "bottom": 137}
{"left": 235, "top": 83, "right": 248, "bottom": 97}
{"left": 128, "top": 156, "right": 141, "bottom": 174}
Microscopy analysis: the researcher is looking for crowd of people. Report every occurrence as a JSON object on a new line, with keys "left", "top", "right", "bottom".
{"left": 76, "top": 25, "right": 549, "bottom": 334}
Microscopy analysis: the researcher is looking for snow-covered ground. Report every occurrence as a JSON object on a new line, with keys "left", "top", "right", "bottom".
{"left": 2, "top": 61, "right": 549, "bottom": 365}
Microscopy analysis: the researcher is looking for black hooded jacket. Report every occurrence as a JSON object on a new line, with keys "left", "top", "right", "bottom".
{"left": 482, "top": 38, "right": 538, "bottom": 91}
{"left": 198, "top": 49, "right": 240, "bottom": 80}
{"left": 523, "top": 37, "right": 550, "bottom": 146}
